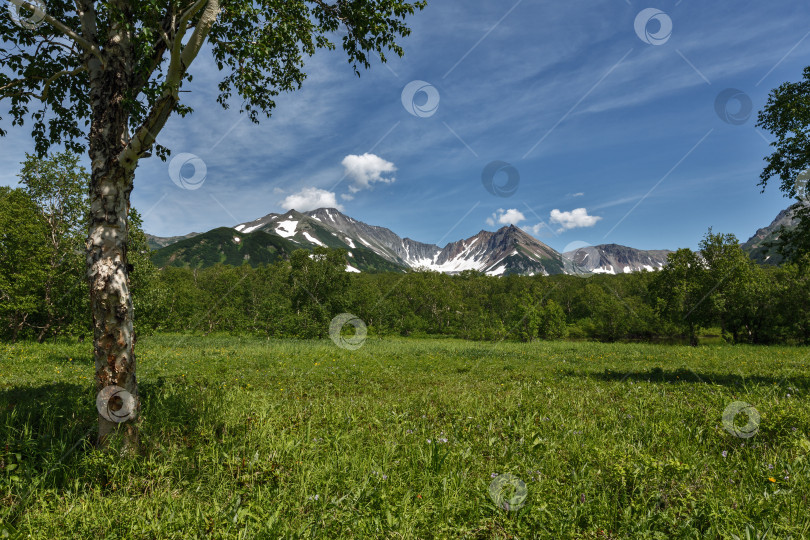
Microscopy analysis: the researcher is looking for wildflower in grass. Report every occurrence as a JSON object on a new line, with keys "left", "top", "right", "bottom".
{"left": 491, "top": 473, "right": 498, "bottom": 478}
{"left": 439, "top": 438, "right": 448, "bottom": 443}
{"left": 722, "top": 451, "right": 728, "bottom": 458}
{"left": 426, "top": 439, "right": 431, "bottom": 443}
{"left": 768, "top": 477, "right": 776, "bottom": 483}
{"left": 768, "top": 464, "right": 774, "bottom": 469}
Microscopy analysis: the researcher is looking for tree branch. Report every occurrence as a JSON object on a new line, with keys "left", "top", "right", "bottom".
{"left": 41, "top": 65, "right": 87, "bottom": 99}
{"left": 0, "top": 65, "right": 85, "bottom": 99}
{"left": 179, "top": 0, "right": 219, "bottom": 70}
{"left": 119, "top": 0, "right": 220, "bottom": 167}
{"left": 11, "top": 0, "right": 103, "bottom": 62}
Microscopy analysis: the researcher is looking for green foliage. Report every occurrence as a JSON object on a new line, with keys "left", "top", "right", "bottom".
{"left": 0, "top": 187, "right": 48, "bottom": 340}
{"left": 0, "top": 154, "right": 162, "bottom": 340}
{"left": 0, "top": 0, "right": 427, "bottom": 156}
{"left": 772, "top": 206, "right": 810, "bottom": 265}
{"left": 18, "top": 151, "right": 89, "bottom": 340}
{"left": 1, "top": 336, "right": 809, "bottom": 537}
{"left": 289, "top": 247, "right": 350, "bottom": 337}
{"left": 757, "top": 65, "right": 810, "bottom": 262}
{"left": 539, "top": 299, "right": 566, "bottom": 340}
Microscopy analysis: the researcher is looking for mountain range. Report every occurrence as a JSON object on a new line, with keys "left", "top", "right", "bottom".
{"left": 145, "top": 203, "right": 804, "bottom": 276}
{"left": 146, "top": 207, "right": 673, "bottom": 276}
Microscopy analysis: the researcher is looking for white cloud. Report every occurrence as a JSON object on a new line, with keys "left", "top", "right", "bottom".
{"left": 486, "top": 208, "right": 526, "bottom": 227}
{"left": 340, "top": 193, "right": 354, "bottom": 201}
{"left": 549, "top": 208, "right": 602, "bottom": 232}
{"left": 280, "top": 187, "right": 343, "bottom": 212}
{"left": 572, "top": 192, "right": 584, "bottom": 197}
{"left": 342, "top": 153, "right": 396, "bottom": 193}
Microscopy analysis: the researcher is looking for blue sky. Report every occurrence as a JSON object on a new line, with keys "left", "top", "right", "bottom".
{"left": 2, "top": 0, "right": 810, "bottom": 252}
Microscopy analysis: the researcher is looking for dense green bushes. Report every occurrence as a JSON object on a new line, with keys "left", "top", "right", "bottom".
{"left": 128, "top": 241, "right": 810, "bottom": 344}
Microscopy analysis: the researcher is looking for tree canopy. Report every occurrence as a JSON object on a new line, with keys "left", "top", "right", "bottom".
{"left": 1, "top": 0, "right": 426, "bottom": 158}
{"left": 757, "top": 65, "right": 810, "bottom": 263}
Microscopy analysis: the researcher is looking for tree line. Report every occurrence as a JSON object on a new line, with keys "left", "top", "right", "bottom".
{"left": 2, "top": 156, "right": 808, "bottom": 345}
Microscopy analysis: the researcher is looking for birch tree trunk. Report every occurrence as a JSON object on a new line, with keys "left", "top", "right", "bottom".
{"left": 86, "top": 3, "right": 140, "bottom": 449}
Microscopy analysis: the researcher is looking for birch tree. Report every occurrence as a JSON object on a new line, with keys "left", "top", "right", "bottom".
{"left": 1, "top": 0, "right": 425, "bottom": 449}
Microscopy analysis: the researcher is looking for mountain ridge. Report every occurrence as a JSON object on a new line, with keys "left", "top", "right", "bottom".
{"left": 147, "top": 206, "right": 675, "bottom": 276}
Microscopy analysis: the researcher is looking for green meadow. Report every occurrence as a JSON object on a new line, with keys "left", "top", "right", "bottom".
{"left": 1, "top": 336, "right": 809, "bottom": 538}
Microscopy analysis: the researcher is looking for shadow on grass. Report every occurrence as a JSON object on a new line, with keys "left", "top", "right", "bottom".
{"left": 0, "top": 378, "right": 235, "bottom": 530}
{"left": 585, "top": 367, "right": 810, "bottom": 390}
{"left": 0, "top": 381, "right": 90, "bottom": 430}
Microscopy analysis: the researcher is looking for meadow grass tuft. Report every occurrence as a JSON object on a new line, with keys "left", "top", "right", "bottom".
{"left": 0, "top": 336, "right": 808, "bottom": 538}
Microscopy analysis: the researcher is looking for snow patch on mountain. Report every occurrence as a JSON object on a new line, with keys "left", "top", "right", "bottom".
{"left": 275, "top": 220, "right": 298, "bottom": 238}
{"left": 303, "top": 231, "right": 325, "bottom": 247}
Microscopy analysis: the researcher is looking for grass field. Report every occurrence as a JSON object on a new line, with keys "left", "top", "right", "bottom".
{"left": 1, "top": 335, "right": 809, "bottom": 538}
